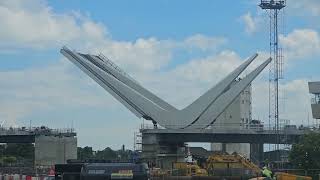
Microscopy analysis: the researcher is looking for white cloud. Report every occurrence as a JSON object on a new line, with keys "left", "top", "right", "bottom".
{"left": 0, "top": 0, "right": 228, "bottom": 74}
{"left": 90, "top": 34, "right": 226, "bottom": 73}
{"left": 241, "top": 12, "right": 258, "bottom": 34}
{"left": 94, "top": 38, "right": 175, "bottom": 72}
{"left": 0, "top": 59, "right": 115, "bottom": 126}
{"left": 183, "top": 34, "right": 226, "bottom": 51}
{"left": 173, "top": 50, "right": 241, "bottom": 82}
{"left": 252, "top": 79, "right": 313, "bottom": 126}
{"left": 280, "top": 29, "right": 320, "bottom": 60}
{"left": 0, "top": 0, "right": 108, "bottom": 49}
{"left": 289, "top": 0, "right": 320, "bottom": 16}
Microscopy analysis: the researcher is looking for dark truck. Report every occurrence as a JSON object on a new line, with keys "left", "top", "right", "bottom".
{"left": 55, "top": 161, "right": 149, "bottom": 180}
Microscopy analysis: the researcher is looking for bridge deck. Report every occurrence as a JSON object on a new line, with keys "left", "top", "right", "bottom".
{"left": 141, "top": 128, "right": 316, "bottom": 144}
{"left": 0, "top": 127, "right": 76, "bottom": 143}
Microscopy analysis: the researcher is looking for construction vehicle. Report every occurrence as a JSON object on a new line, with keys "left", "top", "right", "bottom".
{"left": 170, "top": 146, "right": 208, "bottom": 177}
{"left": 206, "top": 153, "right": 312, "bottom": 180}
{"left": 206, "top": 153, "right": 261, "bottom": 177}
{"left": 172, "top": 162, "right": 208, "bottom": 176}
{"left": 275, "top": 172, "right": 312, "bottom": 180}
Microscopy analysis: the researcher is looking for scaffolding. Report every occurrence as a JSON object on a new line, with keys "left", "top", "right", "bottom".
{"left": 134, "top": 131, "right": 142, "bottom": 152}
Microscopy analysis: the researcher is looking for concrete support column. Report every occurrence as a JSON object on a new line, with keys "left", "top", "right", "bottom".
{"left": 34, "top": 136, "right": 77, "bottom": 167}
{"left": 141, "top": 132, "right": 185, "bottom": 170}
{"left": 250, "top": 143, "right": 263, "bottom": 164}
{"left": 141, "top": 133, "right": 158, "bottom": 167}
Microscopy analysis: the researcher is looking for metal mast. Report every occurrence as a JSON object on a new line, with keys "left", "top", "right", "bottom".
{"left": 259, "top": 0, "right": 285, "bottom": 158}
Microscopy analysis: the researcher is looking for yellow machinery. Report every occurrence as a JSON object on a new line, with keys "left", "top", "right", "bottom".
{"left": 206, "top": 153, "right": 313, "bottom": 179}
{"left": 150, "top": 168, "right": 168, "bottom": 177}
{"left": 206, "top": 153, "right": 261, "bottom": 176}
{"left": 172, "top": 162, "right": 208, "bottom": 176}
{"left": 275, "top": 172, "right": 312, "bottom": 180}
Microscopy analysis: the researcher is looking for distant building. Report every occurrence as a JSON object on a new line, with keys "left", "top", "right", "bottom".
{"left": 211, "top": 80, "right": 252, "bottom": 158}
{"left": 308, "top": 81, "right": 320, "bottom": 119}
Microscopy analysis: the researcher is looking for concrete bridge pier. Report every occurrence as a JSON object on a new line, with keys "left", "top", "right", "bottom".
{"left": 140, "top": 127, "right": 307, "bottom": 169}
{"left": 250, "top": 143, "right": 264, "bottom": 164}
{"left": 141, "top": 133, "right": 185, "bottom": 169}
{"left": 34, "top": 135, "right": 77, "bottom": 167}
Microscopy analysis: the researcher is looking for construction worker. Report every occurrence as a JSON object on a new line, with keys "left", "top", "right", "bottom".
{"left": 262, "top": 166, "right": 274, "bottom": 179}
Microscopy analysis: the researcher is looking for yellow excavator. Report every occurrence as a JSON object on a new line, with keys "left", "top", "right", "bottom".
{"left": 206, "top": 153, "right": 261, "bottom": 177}
{"left": 206, "top": 153, "right": 312, "bottom": 180}
{"left": 172, "top": 147, "right": 208, "bottom": 176}
{"left": 172, "top": 162, "right": 208, "bottom": 176}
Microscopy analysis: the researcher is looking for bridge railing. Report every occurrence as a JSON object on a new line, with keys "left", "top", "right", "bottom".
{"left": 0, "top": 127, "right": 76, "bottom": 136}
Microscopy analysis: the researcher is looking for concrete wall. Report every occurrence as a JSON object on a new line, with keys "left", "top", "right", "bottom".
{"left": 225, "top": 143, "right": 250, "bottom": 158}
{"left": 141, "top": 133, "right": 185, "bottom": 169}
{"left": 34, "top": 136, "right": 77, "bottom": 167}
{"left": 211, "top": 143, "right": 250, "bottom": 158}
{"left": 211, "top": 83, "right": 251, "bottom": 158}
{"left": 213, "top": 84, "right": 252, "bottom": 128}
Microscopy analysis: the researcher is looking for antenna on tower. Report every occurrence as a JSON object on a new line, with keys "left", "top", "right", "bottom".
{"left": 259, "top": 0, "right": 286, "bottom": 162}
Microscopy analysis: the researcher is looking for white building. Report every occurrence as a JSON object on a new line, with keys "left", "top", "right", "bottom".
{"left": 211, "top": 80, "right": 252, "bottom": 158}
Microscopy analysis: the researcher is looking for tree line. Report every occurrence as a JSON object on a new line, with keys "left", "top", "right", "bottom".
{"left": 77, "top": 146, "right": 137, "bottom": 162}
{"left": 0, "top": 143, "right": 34, "bottom": 166}
{"left": 289, "top": 132, "right": 320, "bottom": 170}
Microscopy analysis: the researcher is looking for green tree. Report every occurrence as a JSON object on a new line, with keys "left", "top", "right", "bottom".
{"left": 289, "top": 132, "right": 320, "bottom": 170}
{"left": 77, "top": 146, "right": 134, "bottom": 161}
{"left": 4, "top": 143, "right": 34, "bottom": 159}
{"left": 77, "top": 146, "right": 94, "bottom": 160}
{"left": 116, "top": 149, "right": 133, "bottom": 161}
{"left": 96, "top": 147, "right": 117, "bottom": 160}
{"left": 2, "top": 156, "right": 17, "bottom": 165}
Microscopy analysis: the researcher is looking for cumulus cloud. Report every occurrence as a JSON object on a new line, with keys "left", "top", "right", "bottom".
{"left": 289, "top": 0, "right": 320, "bottom": 16}
{"left": 95, "top": 38, "right": 175, "bottom": 72}
{"left": 0, "top": 0, "right": 228, "bottom": 73}
{"left": 183, "top": 34, "right": 226, "bottom": 51}
{"left": 252, "top": 79, "right": 314, "bottom": 126}
{"left": 241, "top": 12, "right": 258, "bottom": 35}
{"left": 91, "top": 34, "right": 227, "bottom": 73}
{"left": 280, "top": 29, "right": 320, "bottom": 60}
{"left": 173, "top": 50, "right": 241, "bottom": 82}
{"left": 0, "top": 0, "right": 108, "bottom": 49}
{"left": 0, "top": 59, "right": 115, "bottom": 126}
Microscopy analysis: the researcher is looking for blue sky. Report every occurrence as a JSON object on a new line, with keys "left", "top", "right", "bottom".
{"left": 0, "top": 0, "right": 319, "bottom": 150}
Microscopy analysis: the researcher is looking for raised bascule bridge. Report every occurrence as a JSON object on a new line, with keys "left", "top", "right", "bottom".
{"left": 61, "top": 46, "right": 315, "bottom": 168}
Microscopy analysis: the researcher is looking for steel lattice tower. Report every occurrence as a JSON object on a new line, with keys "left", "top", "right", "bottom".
{"left": 259, "top": 0, "right": 286, "bottom": 158}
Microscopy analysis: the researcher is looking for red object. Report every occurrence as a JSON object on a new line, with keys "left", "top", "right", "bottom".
{"left": 49, "top": 166, "right": 55, "bottom": 175}
{"left": 26, "top": 176, "right": 32, "bottom": 180}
